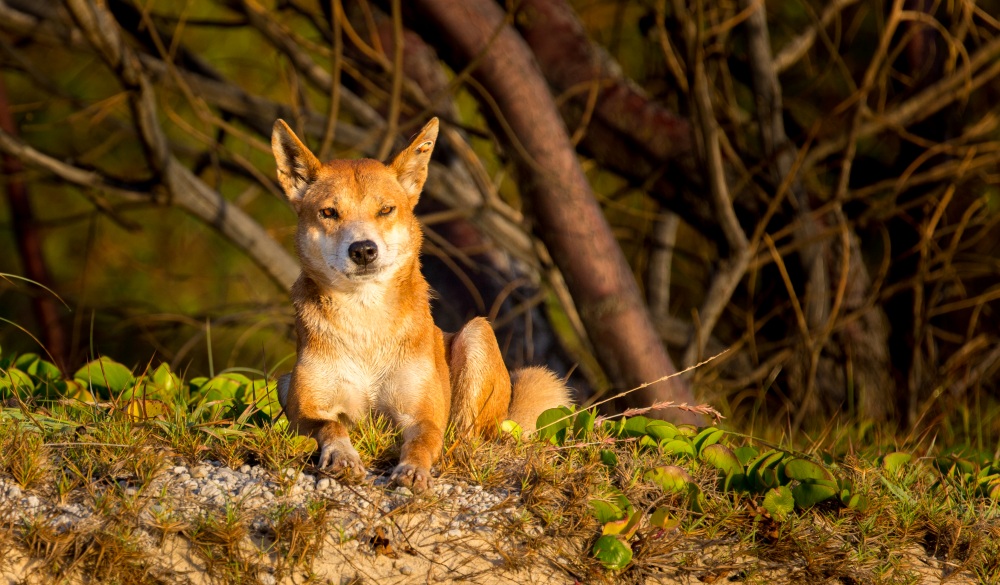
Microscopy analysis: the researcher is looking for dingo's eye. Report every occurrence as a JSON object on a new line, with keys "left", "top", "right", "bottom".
{"left": 319, "top": 208, "right": 339, "bottom": 220}
{"left": 378, "top": 206, "right": 395, "bottom": 217}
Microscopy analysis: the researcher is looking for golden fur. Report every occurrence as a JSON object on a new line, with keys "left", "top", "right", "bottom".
{"left": 271, "top": 118, "right": 570, "bottom": 492}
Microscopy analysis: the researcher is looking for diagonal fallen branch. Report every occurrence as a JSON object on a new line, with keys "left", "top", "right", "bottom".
{"left": 526, "top": 349, "right": 731, "bottom": 439}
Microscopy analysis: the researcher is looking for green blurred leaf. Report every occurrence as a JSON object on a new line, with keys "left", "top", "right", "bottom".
{"left": 601, "top": 510, "right": 642, "bottom": 539}
{"left": 589, "top": 500, "right": 626, "bottom": 524}
{"left": 500, "top": 419, "right": 522, "bottom": 440}
{"left": 536, "top": 406, "right": 573, "bottom": 445}
{"left": 763, "top": 485, "right": 794, "bottom": 521}
{"left": 675, "top": 424, "right": 698, "bottom": 437}
{"left": 660, "top": 438, "right": 695, "bottom": 458}
{"left": 701, "top": 443, "right": 743, "bottom": 477}
{"left": 734, "top": 445, "right": 759, "bottom": 466}
{"left": 644, "top": 420, "right": 678, "bottom": 442}
{"left": 783, "top": 458, "right": 834, "bottom": 482}
{"left": 843, "top": 492, "right": 869, "bottom": 511}
{"left": 126, "top": 399, "right": 170, "bottom": 421}
{"left": 573, "top": 408, "right": 596, "bottom": 439}
{"left": 74, "top": 357, "right": 134, "bottom": 398}
{"left": 0, "top": 368, "right": 35, "bottom": 397}
{"left": 747, "top": 449, "right": 784, "bottom": 476}
{"left": 644, "top": 465, "right": 693, "bottom": 493}
{"left": 792, "top": 481, "right": 838, "bottom": 507}
{"left": 882, "top": 452, "right": 913, "bottom": 474}
{"left": 600, "top": 449, "right": 618, "bottom": 468}
{"left": 693, "top": 427, "right": 724, "bottom": 454}
{"left": 592, "top": 535, "right": 632, "bottom": 570}
{"left": 649, "top": 507, "right": 680, "bottom": 530}
{"left": 619, "top": 416, "right": 651, "bottom": 438}
{"left": 14, "top": 353, "right": 61, "bottom": 382}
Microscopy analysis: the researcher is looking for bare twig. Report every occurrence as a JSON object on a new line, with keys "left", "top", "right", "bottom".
{"left": 773, "top": 0, "right": 862, "bottom": 73}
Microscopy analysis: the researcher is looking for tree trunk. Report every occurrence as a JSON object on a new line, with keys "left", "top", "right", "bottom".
{"left": 0, "top": 77, "right": 68, "bottom": 372}
{"left": 408, "top": 0, "right": 700, "bottom": 421}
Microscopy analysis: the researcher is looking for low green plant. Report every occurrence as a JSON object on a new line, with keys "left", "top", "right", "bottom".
{"left": 525, "top": 405, "right": 998, "bottom": 576}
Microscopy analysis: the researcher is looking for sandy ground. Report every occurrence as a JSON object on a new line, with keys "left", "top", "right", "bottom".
{"left": 0, "top": 461, "right": 983, "bottom": 585}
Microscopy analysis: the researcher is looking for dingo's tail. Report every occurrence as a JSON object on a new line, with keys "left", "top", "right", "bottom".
{"left": 508, "top": 366, "right": 571, "bottom": 432}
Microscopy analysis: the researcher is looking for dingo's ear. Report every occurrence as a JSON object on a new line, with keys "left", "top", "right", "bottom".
{"left": 272, "top": 119, "right": 321, "bottom": 208}
{"left": 391, "top": 118, "right": 439, "bottom": 205}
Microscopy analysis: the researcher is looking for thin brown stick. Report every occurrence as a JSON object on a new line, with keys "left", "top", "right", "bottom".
{"left": 376, "top": 0, "right": 404, "bottom": 161}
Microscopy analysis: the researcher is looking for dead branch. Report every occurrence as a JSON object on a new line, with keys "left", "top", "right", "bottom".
{"left": 773, "top": 0, "right": 862, "bottom": 73}
{"left": 63, "top": 0, "right": 299, "bottom": 290}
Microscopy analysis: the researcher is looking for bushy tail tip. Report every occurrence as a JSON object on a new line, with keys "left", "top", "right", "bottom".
{"left": 508, "top": 366, "right": 571, "bottom": 432}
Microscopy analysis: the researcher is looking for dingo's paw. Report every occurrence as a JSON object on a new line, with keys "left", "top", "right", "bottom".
{"left": 390, "top": 463, "right": 431, "bottom": 494}
{"left": 318, "top": 440, "right": 366, "bottom": 481}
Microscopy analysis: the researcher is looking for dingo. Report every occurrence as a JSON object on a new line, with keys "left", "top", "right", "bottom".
{"left": 272, "top": 118, "right": 570, "bottom": 493}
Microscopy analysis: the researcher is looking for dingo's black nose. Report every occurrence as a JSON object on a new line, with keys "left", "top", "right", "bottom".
{"left": 348, "top": 240, "right": 379, "bottom": 266}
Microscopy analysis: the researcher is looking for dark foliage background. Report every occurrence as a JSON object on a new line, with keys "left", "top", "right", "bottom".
{"left": 2, "top": 0, "right": 999, "bottom": 444}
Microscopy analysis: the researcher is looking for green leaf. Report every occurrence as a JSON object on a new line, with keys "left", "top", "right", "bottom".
{"left": 748, "top": 450, "right": 785, "bottom": 491}
{"left": 0, "top": 368, "right": 35, "bottom": 397}
{"left": 197, "top": 374, "right": 244, "bottom": 402}
{"left": 619, "top": 416, "right": 651, "bottom": 438}
{"left": 755, "top": 467, "right": 781, "bottom": 491}
{"left": 701, "top": 443, "right": 743, "bottom": 477}
{"left": 592, "top": 535, "right": 632, "bottom": 570}
{"left": 644, "top": 420, "right": 678, "bottom": 442}
{"left": 649, "top": 507, "right": 680, "bottom": 530}
{"left": 675, "top": 424, "right": 698, "bottom": 437}
{"left": 763, "top": 485, "right": 794, "bottom": 521}
{"left": 644, "top": 465, "right": 693, "bottom": 493}
{"left": 882, "top": 452, "right": 913, "bottom": 474}
{"left": 573, "top": 409, "right": 596, "bottom": 439}
{"left": 126, "top": 399, "right": 170, "bottom": 421}
{"left": 14, "top": 354, "right": 61, "bottom": 382}
{"left": 600, "top": 449, "right": 618, "bottom": 468}
{"left": 747, "top": 449, "right": 784, "bottom": 477}
{"left": 843, "top": 493, "right": 869, "bottom": 511}
{"left": 936, "top": 456, "right": 975, "bottom": 477}
{"left": 782, "top": 458, "right": 834, "bottom": 482}
{"left": 150, "top": 363, "right": 182, "bottom": 399}
{"left": 74, "top": 357, "right": 134, "bottom": 398}
{"left": 500, "top": 420, "right": 522, "bottom": 440}
{"left": 693, "top": 427, "right": 724, "bottom": 454}
{"left": 791, "top": 481, "right": 838, "bottom": 507}
{"left": 687, "top": 483, "right": 707, "bottom": 514}
{"left": 602, "top": 510, "right": 642, "bottom": 539}
{"left": 986, "top": 481, "right": 1000, "bottom": 502}
{"left": 660, "top": 438, "right": 695, "bottom": 458}
{"left": 734, "top": 445, "right": 759, "bottom": 466}
{"left": 535, "top": 406, "right": 573, "bottom": 445}
{"left": 589, "top": 500, "right": 626, "bottom": 524}
{"left": 639, "top": 435, "right": 658, "bottom": 450}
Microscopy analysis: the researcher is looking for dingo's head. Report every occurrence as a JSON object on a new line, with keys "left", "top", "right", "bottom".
{"left": 272, "top": 119, "right": 438, "bottom": 290}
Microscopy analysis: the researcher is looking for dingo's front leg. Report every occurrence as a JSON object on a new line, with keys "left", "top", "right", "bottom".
{"left": 279, "top": 370, "right": 367, "bottom": 481}
{"left": 314, "top": 419, "right": 366, "bottom": 480}
{"left": 381, "top": 357, "right": 449, "bottom": 494}
{"left": 390, "top": 418, "right": 444, "bottom": 493}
